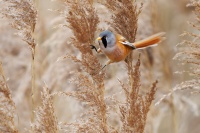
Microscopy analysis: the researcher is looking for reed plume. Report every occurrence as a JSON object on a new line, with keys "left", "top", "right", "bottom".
{"left": 1, "top": 0, "right": 37, "bottom": 48}
{"left": 156, "top": 0, "right": 200, "bottom": 106}
{"left": 60, "top": 0, "right": 110, "bottom": 132}
{"left": 119, "top": 57, "right": 158, "bottom": 133}
{"left": 102, "top": 1, "right": 158, "bottom": 132}
{"left": 65, "top": 0, "right": 99, "bottom": 54}
{"left": 1, "top": 0, "right": 38, "bottom": 122}
{"left": 0, "top": 63, "right": 18, "bottom": 133}
{"left": 102, "top": 0, "right": 143, "bottom": 42}
{"left": 31, "top": 85, "right": 58, "bottom": 133}
{"left": 174, "top": 0, "right": 200, "bottom": 93}
{"left": 174, "top": 0, "right": 200, "bottom": 78}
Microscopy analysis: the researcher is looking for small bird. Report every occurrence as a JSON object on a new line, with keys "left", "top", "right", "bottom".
{"left": 91, "top": 30, "right": 165, "bottom": 69}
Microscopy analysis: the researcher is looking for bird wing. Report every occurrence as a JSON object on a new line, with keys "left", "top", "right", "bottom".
{"left": 117, "top": 34, "right": 136, "bottom": 49}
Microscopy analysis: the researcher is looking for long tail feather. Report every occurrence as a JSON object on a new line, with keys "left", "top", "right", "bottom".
{"left": 133, "top": 32, "right": 165, "bottom": 49}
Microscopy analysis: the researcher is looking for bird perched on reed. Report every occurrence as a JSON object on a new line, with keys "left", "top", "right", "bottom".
{"left": 91, "top": 30, "right": 165, "bottom": 69}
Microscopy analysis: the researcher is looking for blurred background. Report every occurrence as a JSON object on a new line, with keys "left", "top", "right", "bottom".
{"left": 0, "top": 0, "right": 199, "bottom": 133}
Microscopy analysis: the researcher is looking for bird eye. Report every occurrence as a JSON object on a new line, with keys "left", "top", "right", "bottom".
{"left": 102, "top": 36, "right": 107, "bottom": 48}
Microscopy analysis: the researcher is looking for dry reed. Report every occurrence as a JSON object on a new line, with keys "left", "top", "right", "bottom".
{"left": 102, "top": 0, "right": 143, "bottom": 42}
{"left": 1, "top": 0, "right": 38, "bottom": 123}
{"left": 1, "top": 0, "right": 198, "bottom": 133}
{"left": 0, "top": 63, "right": 18, "bottom": 133}
{"left": 119, "top": 56, "right": 158, "bottom": 133}
{"left": 102, "top": 1, "right": 158, "bottom": 132}
{"left": 156, "top": 0, "right": 200, "bottom": 106}
{"left": 31, "top": 85, "right": 58, "bottom": 133}
{"left": 60, "top": 0, "right": 110, "bottom": 132}
{"left": 174, "top": 0, "right": 200, "bottom": 78}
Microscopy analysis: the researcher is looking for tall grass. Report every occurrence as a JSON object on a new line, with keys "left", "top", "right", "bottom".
{"left": 0, "top": 63, "right": 18, "bottom": 133}
{"left": 1, "top": 0, "right": 37, "bottom": 123}
{"left": 156, "top": 0, "right": 200, "bottom": 106}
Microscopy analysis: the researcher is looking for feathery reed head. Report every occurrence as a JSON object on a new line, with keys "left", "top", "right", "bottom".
{"left": 174, "top": 0, "right": 200, "bottom": 77}
{"left": 102, "top": 0, "right": 143, "bottom": 42}
{"left": 156, "top": 0, "right": 200, "bottom": 106}
{"left": 100, "top": 1, "right": 158, "bottom": 132}
{"left": 31, "top": 85, "right": 58, "bottom": 133}
{"left": 61, "top": 0, "right": 109, "bottom": 132}
{"left": 64, "top": 0, "right": 99, "bottom": 54}
{"left": 1, "top": 0, "right": 37, "bottom": 49}
{"left": 119, "top": 57, "right": 158, "bottom": 132}
{"left": 0, "top": 63, "right": 18, "bottom": 133}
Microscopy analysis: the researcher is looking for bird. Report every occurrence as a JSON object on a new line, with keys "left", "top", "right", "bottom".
{"left": 91, "top": 30, "right": 165, "bottom": 69}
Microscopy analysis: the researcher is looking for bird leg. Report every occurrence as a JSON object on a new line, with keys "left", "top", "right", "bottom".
{"left": 101, "top": 60, "right": 113, "bottom": 70}
{"left": 90, "top": 45, "right": 101, "bottom": 53}
{"left": 97, "top": 48, "right": 101, "bottom": 53}
{"left": 90, "top": 45, "right": 98, "bottom": 52}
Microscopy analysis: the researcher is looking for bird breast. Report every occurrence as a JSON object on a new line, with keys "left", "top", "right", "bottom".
{"left": 101, "top": 44, "right": 130, "bottom": 62}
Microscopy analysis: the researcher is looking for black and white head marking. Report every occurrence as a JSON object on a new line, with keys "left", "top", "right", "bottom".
{"left": 98, "top": 30, "right": 116, "bottom": 48}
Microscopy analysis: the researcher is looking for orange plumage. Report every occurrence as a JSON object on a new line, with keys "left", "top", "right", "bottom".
{"left": 132, "top": 32, "right": 165, "bottom": 49}
{"left": 94, "top": 30, "right": 165, "bottom": 69}
{"left": 106, "top": 32, "right": 165, "bottom": 62}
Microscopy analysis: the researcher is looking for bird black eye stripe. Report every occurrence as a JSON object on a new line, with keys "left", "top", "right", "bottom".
{"left": 102, "top": 36, "right": 107, "bottom": 48}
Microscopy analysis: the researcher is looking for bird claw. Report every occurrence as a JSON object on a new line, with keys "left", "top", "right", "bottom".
{"left": 90, "top": 45, "right": 98, "bottom": 52}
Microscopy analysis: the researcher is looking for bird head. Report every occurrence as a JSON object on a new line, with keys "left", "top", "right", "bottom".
{"left": 97, "top": 30, "right": 116, "bottom": 48}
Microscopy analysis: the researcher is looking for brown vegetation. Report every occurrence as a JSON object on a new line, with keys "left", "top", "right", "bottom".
{"left": 0, "top": 0, "right": 199, "bottom": 133}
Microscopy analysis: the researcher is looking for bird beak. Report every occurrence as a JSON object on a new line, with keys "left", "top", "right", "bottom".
{"left": 96, "top": 37, "right": 101, "bottom": 41}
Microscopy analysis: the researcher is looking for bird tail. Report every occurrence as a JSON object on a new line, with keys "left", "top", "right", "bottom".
{"left": 133, "top": 32, "right": 166, "bottom": 49}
